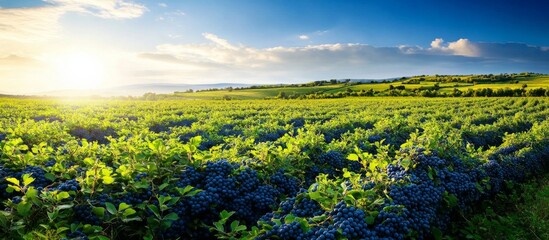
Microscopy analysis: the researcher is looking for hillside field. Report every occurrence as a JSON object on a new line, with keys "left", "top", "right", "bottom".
{"left": 163, "top": 74, "right": 549, "bottom": 100}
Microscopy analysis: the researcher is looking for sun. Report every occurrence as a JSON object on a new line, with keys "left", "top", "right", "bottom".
{"left": 52, "top": 52, "right": 106, "bottom": 90}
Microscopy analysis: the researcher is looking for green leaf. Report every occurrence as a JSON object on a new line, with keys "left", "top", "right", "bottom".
{"left": 92, "top": 207, "right": 105, "bottom": 218}
{"left": 56, "top": 191, "right": 70, "bottom": 201}
{"left": 284, "top": 214, "right": 295, "bottom": 224}
{"left": 56, "top": 227, "right": 70, "bottom": 234}
{"left": 164, "top": 212, "right": 178, "bottom": 221}
{"left": 147, "top": 205, "right": 160, "bottom": 218}
{"left": 159, "top": 183, "right": 169, "bottom": 191}
{"left": 230, "top": 220, "right": 240, "bottom": 232}
{"left": 34, "top": 231, "right": 48, "bottom": 238}
{"left": 213, "top": 222, "right": 224, "bottom": 233}
{"left": 47, "top": 210, "right": 58, "bottom": 221}
{"left": 365, "top": 215, "right": 375, "bottom": 225}
{"left": 143, "top": 233, "right": 153, "bottom": 240}
{"left": 177, "top": 185, "right": 194, "bottom": 196}
{"left": 118, "top": 202, "right": 131, "bottom": 212}
{"left": 102, "top": 176, "right": 115, "bottom": 185}
{"left": 447, "top": 194, "right": 458, "bottom": 208}
{"left": 105, "top": 202, "right": 117, "bottom": 215}
{"left": 121, "top": 217, "right": 142, "bottom": 223}
{"left": 343, "top": 171, "right": 351, "bottom": 178}
{"left": 16, "top": 202, "right": 32, "bottom": 217}
{"left": 83, "top": 158, "right": 95, "bottom": 166}
{"left": 431, "top": 227, "right": 443, "bottom": 240}
{"left": 220, "top": 210, "right": 234, "bottom": 220}
{"left": 347, "top": 154, "right": 359, "bottom": 161}
{"left": 122, "top": 208, "right": 136, "bottom": 217}
{"left": 401, "top": 158, "right": 411, "bottom": 170}
{"left": 25, "top": 187, "right": 39, "bottom": 199}
{"left": 308, "top": 191, "right": 322, "bottom": 201}
{"left": 6, "top": 177, "right": 19, "bottom": 186}
{"left": 56, "top": 204, "right": 74, "bottom": 210}
{"left": 134, "top": 181, "right": 149, "bottom": 189}
{"left": 234, "top": 225, "right": 247, "bottom": 232}
{"left": 22, "top": 174, "right": 35, "bottom": 186}
{"left": 311, "top": 215, "right": 327, "bottom": 222}
{"left": 6, "top": 186, "right": 18, "bottom": 193}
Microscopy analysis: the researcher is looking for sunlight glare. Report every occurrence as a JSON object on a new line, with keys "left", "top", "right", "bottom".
{"left": 52, "top": 52, "right": 106, "bottom": 90}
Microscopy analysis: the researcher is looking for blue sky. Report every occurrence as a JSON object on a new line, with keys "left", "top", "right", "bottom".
{"left": 0, "top": 0, "right": 548, "bottom": 93}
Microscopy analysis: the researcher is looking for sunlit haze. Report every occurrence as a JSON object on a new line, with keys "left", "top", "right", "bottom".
{"left": 0, "top": 0, "right": 548, "bottom": 95}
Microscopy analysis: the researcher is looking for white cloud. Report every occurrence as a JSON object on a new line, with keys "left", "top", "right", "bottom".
{"left": 158, "top": 3, "right": 167, "bottom": 8}
{"left": 45, "top": 0, "right": 147, "bottom": 19}
{"left": 0, "top": 6, "right": 66, "bottom": 42}
{"left": 136, "top": 33, "right": 549, "bottom": 84}
{"left": 202, "top": 33, "right": 240, "bottom": 51}
{"left": 429, "top": 38, "right": 479, "bottom": 57}
{"left": 430, "top": 38, "right": 444, "bottom": 49}
{"left": 299, "top": 35, "right": 309, "bottom": 40}
{"left": 0, "top": 0, "right": 147, "bottom": 44}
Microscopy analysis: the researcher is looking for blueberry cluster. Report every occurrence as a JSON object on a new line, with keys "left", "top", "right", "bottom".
{"left": 56, "top": 179, "right": 80, "bottom": 192}
{"left": 386, "top": 164, "right": 406, "bottom": 180}
{"left": 304, "top": 151, "right": 363, "bottom": 186}
{"left": 69, "top": 127, "right": 116, "bottom": 144}
{"left": 322, "top": 127, "right": 352, "bottom": 143}
{"left": 44, "top": 159, "right": 56, "bottom": 167}
{"left": 0, "top": 165, "right": 15, "bottom": 201}
{"left": 374, "top": 205, "right": 410, "bottom": 239}
{"left": 16, "top": 165, "right": 52, "bottom": 189}
{"left": 291, "top": 197, "right": 323, "bottom": 218}
{"left": 218, "top": 124, "right": 243, "bottom": 137}
{"left": 32, "top": 116, "right": 62, "bottom": 123}
{"left": 255, "top": 129, "right": 287, "bottom": 143}
{"left": 74, "top": 205, "right": 102, "bottom": 225}
{"left": 65, "top": 230, "right": 89, "bottom": 240}
{"left": 256, "top": 144, "right": 548, "bottom": 240}
{"left": 260, "top": 201, "right": 375, "bottom": 240}
{"left": 162, "top": 160, "right": 301, "bottom": 238}
{"left": 288, "top": 118, "right": 305, "bottom": 128}
{"left": 178, "top": 130, "right": 220, "bottom": 150}
{"left": 270, "top": 170, "right": 300, "bottom": 196}
{"left": 149, "top": 119, "right": 195, "bottom": 133}
{"left": 330, "top": 202, "right": 373, "bottom": 239}
{"left": 462, "top": 129, "right": 503, "bottom": 149}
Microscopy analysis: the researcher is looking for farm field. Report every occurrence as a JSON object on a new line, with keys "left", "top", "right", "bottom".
{"left": 165, "top": 74, "right": 549, "bottom": 100}
{"left": 0, "top": 97, "right": 547, "bottom": 239}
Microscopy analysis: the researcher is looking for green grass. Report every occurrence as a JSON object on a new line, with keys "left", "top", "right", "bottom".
{"left": 166, "top": 74, "right": 549, "bottom": 100}
{"left": 446, "top": 174, "right": 549, "bottom": 240}
{"left": 173, "top": 84, "right": 346, "bottom": 99}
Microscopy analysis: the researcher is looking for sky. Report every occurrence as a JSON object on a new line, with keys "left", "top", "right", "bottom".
{"left": 0, "top": 0, "right": 548, "bottom": 94}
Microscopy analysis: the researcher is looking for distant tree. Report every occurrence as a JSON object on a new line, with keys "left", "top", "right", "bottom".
{"left": 277, "top": 91, "right": 287, "bottom": 99}
{"left": 452, "top": 88, "right": 462, "bottom": 97}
